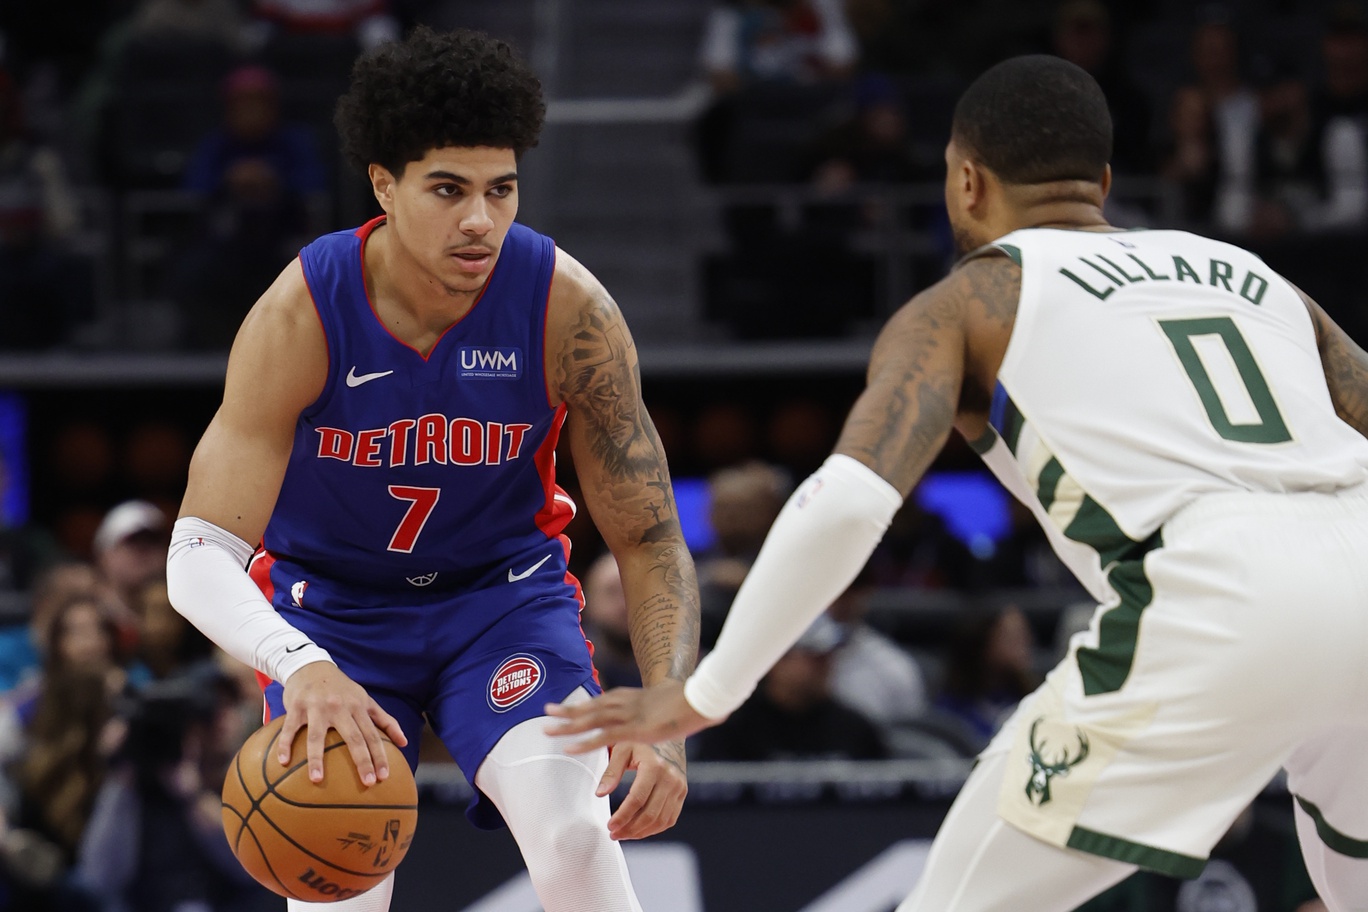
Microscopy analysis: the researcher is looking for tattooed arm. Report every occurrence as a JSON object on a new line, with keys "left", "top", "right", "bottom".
{"left": 545, "top": 250, "right": 698, "bottom": 838}
{"left": 1299, "top": 286, "right": 1368, "bottom": 438}
{"left": 543, "top": 257, "right": 1019, "bottom": 749}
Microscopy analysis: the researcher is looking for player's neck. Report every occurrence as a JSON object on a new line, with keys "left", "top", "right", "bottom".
{"left": 1004, "top": 180, "right": 1111, "bottom": 235}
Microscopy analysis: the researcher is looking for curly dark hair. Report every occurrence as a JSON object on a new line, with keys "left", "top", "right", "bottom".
{"left": 335, "top": 26, "right": 546, "bottom": 176}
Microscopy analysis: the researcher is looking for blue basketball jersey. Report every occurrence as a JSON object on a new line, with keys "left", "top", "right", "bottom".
{"left": 264, "top": 216, "right": 574, "bottom": 592}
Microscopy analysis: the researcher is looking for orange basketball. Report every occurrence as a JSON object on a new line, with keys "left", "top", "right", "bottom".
{"left": 221, "top": 714, "right": 418, "bottom": 903}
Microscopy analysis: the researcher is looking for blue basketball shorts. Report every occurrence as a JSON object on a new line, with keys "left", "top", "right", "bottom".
{"left": 250, "top": 545, "right": 601, "bottom": 829}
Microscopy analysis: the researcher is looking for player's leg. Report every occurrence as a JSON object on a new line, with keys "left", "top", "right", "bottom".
{"left": 897, "top": 748, "right": 1135, "bottom": 912}
{"left": 474, "top": 687, "right": 642, "bottom": 912}
{"left": 1285, "top": 726, "right": 1368, "bottom": 911}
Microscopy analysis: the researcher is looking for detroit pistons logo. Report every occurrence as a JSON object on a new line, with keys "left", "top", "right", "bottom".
{"left": 487, "top": 654, "right": 545, "bottom": 712}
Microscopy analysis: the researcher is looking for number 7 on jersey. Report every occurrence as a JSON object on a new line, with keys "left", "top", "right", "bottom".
{"left": 387, "top": 485, "right": 440, "bottom": 553}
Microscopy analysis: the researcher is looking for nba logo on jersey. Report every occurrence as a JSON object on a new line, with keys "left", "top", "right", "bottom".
{"left": 459, "top": 347, "right": 521, "bottom": 379}
{"left": 487, "top": 654, "right": 544, "bottom": 712}
{"left": 291, "top": 580, "right": 309, "bottom": 607}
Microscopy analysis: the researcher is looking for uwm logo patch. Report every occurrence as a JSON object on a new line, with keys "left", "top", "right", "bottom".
{"left": 460, "top": 346, "right": 521, "bottom": 379}
{"left": 487, "top": 654, "right": 544, "bottom": 712}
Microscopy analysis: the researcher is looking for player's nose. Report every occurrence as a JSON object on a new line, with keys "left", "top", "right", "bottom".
{"left": 459, "top": 196, "right": 496, "bottom": 235}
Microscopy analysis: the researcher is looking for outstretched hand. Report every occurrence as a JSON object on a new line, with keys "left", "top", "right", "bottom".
{"left": 544, "top": 680, "right": 718, "bottom": 754}
{"left": 278, "top": 660, "right": 408, "bottom": 786}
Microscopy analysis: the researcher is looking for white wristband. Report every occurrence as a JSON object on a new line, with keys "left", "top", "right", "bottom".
{"left": 683, "top": 454, "right": 903, "bottom": 720}
{"left": 166, "top": 517, "right": 334, "bottom": 684}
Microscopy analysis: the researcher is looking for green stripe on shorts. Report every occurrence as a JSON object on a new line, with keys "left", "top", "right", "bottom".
{"left": 1295, "top": 795, "right": 1368, "bottom": 858}
{"left": 1074, "top": 529, "right": 1164, "bottom": 696}
{"left": 1067, "top": 826, "right": 1206, "bottom": 878}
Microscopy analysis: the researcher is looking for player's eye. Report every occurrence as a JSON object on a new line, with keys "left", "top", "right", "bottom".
{"left": 489, "top": 184, "right": 513, "bottom": 198}
{"left": 434, "top": 185, "right": 461, "bottom": 198}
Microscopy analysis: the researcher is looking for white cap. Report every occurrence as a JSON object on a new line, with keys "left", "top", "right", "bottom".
{"left": 93, "top": 500, "right": 168, "bottom": 554}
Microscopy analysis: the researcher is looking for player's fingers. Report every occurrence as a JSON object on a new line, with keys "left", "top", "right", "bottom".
{"left": 597, "top": 745, "right": 630, "bottom": 798}
{"left": 605, "top": 784, "right": 647, "bottom": 841}
{"left": 612, "top": 760, "right": 684, "bottom": 840}
{"left": 277, "top": 713, "right": 302, "bottom": 766}
{"left": 543, "top": 689, "right": 636, "bottom": 734}
{"left": 368, "top": 701, "right": 408, "bottom": 749}
{"left": 334, "top": 715, "right": 379, "bottom": 787}
{"left": 305, "top": 717, "right": 332, "bottom": 783}
{"left": 357, "top": 714, "right": 391, "bottom": 784}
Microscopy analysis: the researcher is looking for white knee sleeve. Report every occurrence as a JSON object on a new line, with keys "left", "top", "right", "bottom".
{"left": 287, "top": 874, "right": 393, "bottom": 912}
{"left": 475, "top": 689, "right": 643, "bottom": 912}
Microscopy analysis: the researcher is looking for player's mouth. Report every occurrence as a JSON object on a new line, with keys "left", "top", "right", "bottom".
{"left": 451, "top": 248, "right": 494, "bottom": 274}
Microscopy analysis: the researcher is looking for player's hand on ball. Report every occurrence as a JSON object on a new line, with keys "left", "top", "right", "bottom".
{"left": 279, "top": 660, "right": 408, "bottom": 786}
{"left": 600, "top": 740, "right": 687, "bottom": 841}
{"left": 545, "top": 680, "right": 717, "bottom": 753}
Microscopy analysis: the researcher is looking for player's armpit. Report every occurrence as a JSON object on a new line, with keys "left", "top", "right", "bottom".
{"left": 1298, "top": 285, "right": 1368, "bottom": 438}
{"left": 834, "top": 260, "right": 980, "bottom": 495}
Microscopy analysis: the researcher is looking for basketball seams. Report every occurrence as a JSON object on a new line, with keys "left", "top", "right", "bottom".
{"left": 224, "top": 716, "right": 417, "bottom": 898}
{"left": 237, "top": 821, "right": 312, "bottom": 900}
{"left": 243, "top": 800, "right": 399, "bottom": 880}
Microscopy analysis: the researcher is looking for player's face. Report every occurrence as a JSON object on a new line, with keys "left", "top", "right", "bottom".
{"left": 378, "top": 146, "right": 520, "bottom": 295}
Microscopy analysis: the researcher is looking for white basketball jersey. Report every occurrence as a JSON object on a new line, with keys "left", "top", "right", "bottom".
{"left": 972, "top": 227, "right": 1368, "bottom": 599}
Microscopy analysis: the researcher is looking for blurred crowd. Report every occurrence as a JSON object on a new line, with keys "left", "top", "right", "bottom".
{"left": 0, "top": 1, "right": 1356, "bottom": 908}
{"left": 0, "top": 0, "right": 1366, "bottom": 347}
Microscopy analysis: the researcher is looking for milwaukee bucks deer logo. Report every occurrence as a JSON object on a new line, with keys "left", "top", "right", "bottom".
{"left": 1025, "top": 716, "right": 1090, "bottom": 806}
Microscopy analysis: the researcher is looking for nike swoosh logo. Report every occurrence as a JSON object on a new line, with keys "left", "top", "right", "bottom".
{"left": 346, "top": 367, "right": 395, "bottom": 387}
{"left": 508, "top": 554, "right": 552, "bottom": 583}
{"left": 284, "top": 643, "right": 309, "bottom": 654}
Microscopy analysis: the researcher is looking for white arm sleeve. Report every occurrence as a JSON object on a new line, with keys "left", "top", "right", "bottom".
{"left": 166, "top": 516, "right": 334, "bottom": 684}
{"left": 683, "top": 454, "right": 903, "bottom": 720}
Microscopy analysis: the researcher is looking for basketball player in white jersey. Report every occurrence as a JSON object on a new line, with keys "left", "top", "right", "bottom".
{"left": 547, "top": 55, "right": 1368, "bottom": 910}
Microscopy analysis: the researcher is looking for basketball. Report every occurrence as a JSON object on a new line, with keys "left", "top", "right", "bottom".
{"left": 221, "top": 714, "right": 419, "bottom": 902}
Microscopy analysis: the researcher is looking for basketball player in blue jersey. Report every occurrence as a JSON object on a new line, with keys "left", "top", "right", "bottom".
{"left": 165, "top": 27, "right": 698, "bottom": 912}
{"left": 551, "top": 56, "right": 1368, "bottom": 911}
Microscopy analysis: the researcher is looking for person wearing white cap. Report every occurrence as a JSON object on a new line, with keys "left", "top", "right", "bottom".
{"left": 93, "top": 500, "right": 169, "bottom": 636}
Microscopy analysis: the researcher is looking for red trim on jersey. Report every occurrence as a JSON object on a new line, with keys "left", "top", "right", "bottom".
{"left": 247, "top": 548, "right": 279, "bottom": 723}
{"left": 357, "top": 215, "right": 496, "bottom": 362}
{"left": 532, "top": 405, "right": 573, "bottom": 541}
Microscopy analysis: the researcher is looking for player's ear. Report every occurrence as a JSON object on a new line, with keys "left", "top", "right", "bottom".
{"left": 368, "top": 163, "right": 397, "bottom": 214}
{"left": 961, "top": 158, "right": 989, "bottom": 214}
{"left": 1099, "top": 163, "right": 1113, "bottom": 200}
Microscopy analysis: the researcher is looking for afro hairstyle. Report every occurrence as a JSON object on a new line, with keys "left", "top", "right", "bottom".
{"left": 335, "top": 26, "right": 546, "bottom": 177}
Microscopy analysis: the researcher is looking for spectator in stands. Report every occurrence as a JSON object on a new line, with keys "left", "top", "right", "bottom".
{"left": 1050, "top": 0, "right": 1153, "bottom": 178}
{"left": 76, "top": 673, "right": 266, "bottom": 912}
{"left": 3, "top": 608, "right": 121, "bottom": 911}
{"left": 127, "top": 0, "right": 244, "bottom": 45}
{"left": 1161, "top": 8, "right": 1260, "bottom": 232}
{"left": 1250, "top": 6, "right": 1368, "bottom": 238}
{"left": 694, "top": 615, "right": 887, "bottom": 760}
{"left": 581, "top": 553, "right": 641, "bottom": 691}
{"left": 695, "top": 0, "right": 857, "bottom": 184}
{"left": 92, "top": 501, "right": 169, "bottom": 650}
{"left": 863, "top": 499, "right": 979, "bottom": 590}
{"left": 696, "top": 461, "right": 790, "bottom": 649}
{"left": 932, "top": 603, "right": 1039, "bottom": 751}
{"left": 0, "top": 64, "right": 93, "bottom": 349}
{"left": 0, "top": 562, "right": 101, "bottom": 694}
{"left": 134, "top": 579, "right": 215, "bottom": 684}
{"left": 699, "top": 0, "right": 857, "bottom": 94}
{"left": 825, "top": 572, "right": 929, "bottom": 728}
{"left": 170, "top": 64, "right": 328, "bottom": 349}
{"left": 249, "top": 0, "right": 399, "bottom": 50}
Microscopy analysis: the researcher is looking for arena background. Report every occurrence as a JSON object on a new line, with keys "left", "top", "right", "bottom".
{"left": 0, "top": 1, "right": 1363, "bottom": 910}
